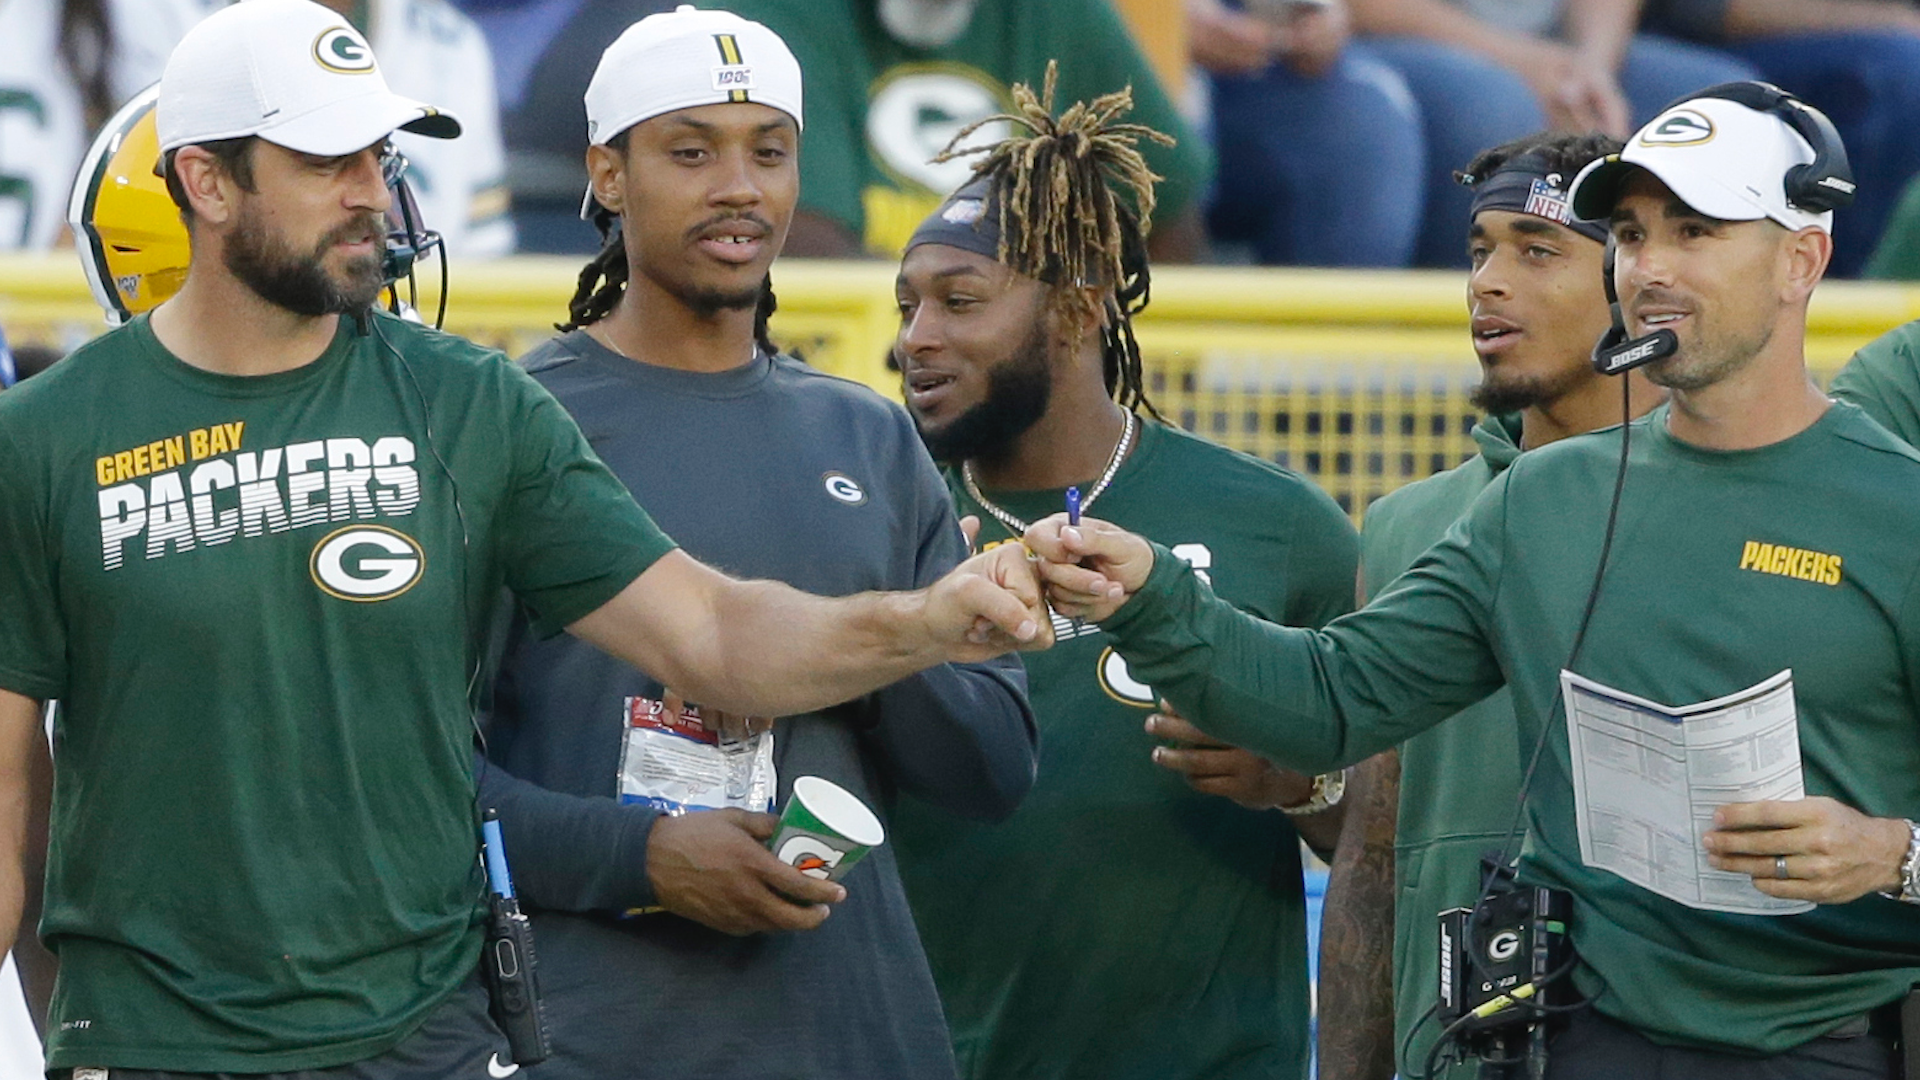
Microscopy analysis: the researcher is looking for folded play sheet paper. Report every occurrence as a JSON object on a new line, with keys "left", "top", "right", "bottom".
{"left": 1560, "top": 668, "right": 1813, "bottom": 916}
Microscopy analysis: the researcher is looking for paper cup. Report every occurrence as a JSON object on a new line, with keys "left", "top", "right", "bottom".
{"left": 768, "top": 776, "right": 885, "bottom": 883}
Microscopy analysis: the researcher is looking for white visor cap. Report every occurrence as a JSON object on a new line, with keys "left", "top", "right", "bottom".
{"left": 1569, "top": 95, "right": 1831, "bottom": 234}
{"left": 581, "top": 4, "right": 803, "bottom": 219}
{"left": 157, "top": 0, "right": 460, "bottom": 158}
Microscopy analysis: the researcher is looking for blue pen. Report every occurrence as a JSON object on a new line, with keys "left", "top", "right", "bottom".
{"left": 1064, "top": 487, "right": 1083, "bottom": 635}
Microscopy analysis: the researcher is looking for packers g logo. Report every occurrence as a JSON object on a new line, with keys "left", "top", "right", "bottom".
{"left": 310, "top": 525, "right": 424, "bottom": 602}
{"left": 866, "top": 65, "right": 1012, "bottom": 193}
{"left": 1097, "top": 647, "right": 1155, "bottom": 708}
{"left": 823, "top": 472, "right": 867, "bottom": 505}
{"left": 313, "top": 28, "right": 376, "bottom": 74}
{"left": 1639, "top": 109, "right": 1714, "bottom": 147}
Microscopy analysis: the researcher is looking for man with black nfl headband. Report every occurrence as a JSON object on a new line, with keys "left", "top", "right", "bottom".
{"left": 890, "top": 72, "right": 1361, "bottom": 1080}
{"left": 1028, "top": 86, "right": 1920, "bottom": 1076}
{"left": 474, "top": 9, "right": 1037, "bottom": 1079}
{"left": 1315, "top": 132, "right": 1665, "bottom": 1080}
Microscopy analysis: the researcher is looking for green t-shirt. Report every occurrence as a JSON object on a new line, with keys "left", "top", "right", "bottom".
{"left": 0, "top": 313, "right": 673, "bottom": 1073}
{"left": 1831, "top": 320, "right": 1920, "bottom": 443}
{"left": 1358, "top": 414, "right": 1521, "bottom": 1079}
{"left": 892, "top": 422, "right": 1358, "bottom": 1080}
{"left": 1103, "top": 402, "right": 1920, "bottom": 1055}
{"left": 718, "top": 0, "right": 1212, "bottom": 257}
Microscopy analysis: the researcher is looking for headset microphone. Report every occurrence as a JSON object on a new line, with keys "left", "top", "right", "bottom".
{"left": 1590, "top": 238, "right": 1677, "bottom": 376}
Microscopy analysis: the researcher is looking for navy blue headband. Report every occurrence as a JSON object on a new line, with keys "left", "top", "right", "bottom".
{"left": 906, "top": 175, "right": 1004, "bottom": 261}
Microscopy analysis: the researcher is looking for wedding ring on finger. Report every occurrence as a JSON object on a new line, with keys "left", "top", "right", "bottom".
{"left": 1775, "top": 854, "right": 1790, "bottom": 880}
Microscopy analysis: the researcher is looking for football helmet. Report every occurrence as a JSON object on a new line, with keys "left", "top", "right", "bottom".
{"left": 69, "top": 84, "right": 448, "bottom": 327}
{"left": 69, "top": 85, "right": 184, "bottom": 326}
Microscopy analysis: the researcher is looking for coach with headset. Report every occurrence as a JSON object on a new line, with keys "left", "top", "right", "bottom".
{"left": 1026, "top": 81, "right": 1920, "bottom": 1078}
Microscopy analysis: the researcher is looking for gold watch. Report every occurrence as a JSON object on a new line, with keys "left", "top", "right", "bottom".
{"left": 1281, "top": 769, "right": 1347, "bottom": 816}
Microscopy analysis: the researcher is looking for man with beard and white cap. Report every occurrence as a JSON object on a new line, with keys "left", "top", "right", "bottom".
{"left": 0, "top": 0, "right": 1056, "bottom": 1076}
{"left": 473, "top": 9, "right": 1037, "bottom": 1079}
{"left": 1023, "top": 82, "right": 1920, "bottom": 1078}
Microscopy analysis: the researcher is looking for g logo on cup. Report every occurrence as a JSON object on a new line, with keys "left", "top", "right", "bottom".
{"left": 777, "top": 834, "right": 846, "bottom": 880}
{"left": 311, "top": 525, "right": 424, "bottom": 602}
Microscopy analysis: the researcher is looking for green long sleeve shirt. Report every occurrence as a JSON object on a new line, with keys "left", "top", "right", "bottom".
{"left": 1102, "top": 402, "right": 1920, "bottom": 1056}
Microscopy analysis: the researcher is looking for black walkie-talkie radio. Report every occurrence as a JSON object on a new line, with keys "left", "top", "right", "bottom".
{"left": 1436, "top": 857, "right": 1574, "bottom": 1078}
{"left": 481, "top": 809, "right": 552, "bottom": 1067}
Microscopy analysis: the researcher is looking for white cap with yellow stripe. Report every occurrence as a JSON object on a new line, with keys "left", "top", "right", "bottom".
{"left": 580, "top": 4, "right": 803, "bottom": 219}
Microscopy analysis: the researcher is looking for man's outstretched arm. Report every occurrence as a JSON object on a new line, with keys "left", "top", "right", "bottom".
{"left": 0, "top": 688, "right": 41, "bottom": 962}
{"left": 1024, "top": 514, "right": 1504, "bottom": 771}
{"left": 568, "top": 544, "right": 1056, "bottom": 720}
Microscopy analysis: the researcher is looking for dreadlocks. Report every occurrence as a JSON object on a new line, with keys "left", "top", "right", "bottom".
{"left": 935, "top": 61, "right": 1171, "bottom": 418}
{"left": 559, "top": 133, "right": 781, "bottom": 357}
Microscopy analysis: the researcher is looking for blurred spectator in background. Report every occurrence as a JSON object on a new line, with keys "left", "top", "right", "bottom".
{"left": 1640, "top": 0, "right": 1920, "bottom": 278}
{"left": 1345, "top": 0, "right": 1755, "bottom": 266}
{"left": 716, "top": 0, "right": 1214, "bottom": 261}
{"left": 458, "top": 0, "right": 671, "bottom": 253}
{"left": 314, "top": 0, "right": 516, "bottom": 255}
{"left": 1191, "top": 0, "right": 1426, "bottom": 266}
{"left": 0, "top": 0, "right": 216, "bottom": 250}
{"left": 1866, "top": 178, "right": 1920, "bottom": 280}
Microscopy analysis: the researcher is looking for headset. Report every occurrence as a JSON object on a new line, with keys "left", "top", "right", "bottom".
{"left": 1684, "top": 80, "right": 1856, "bottom": 214}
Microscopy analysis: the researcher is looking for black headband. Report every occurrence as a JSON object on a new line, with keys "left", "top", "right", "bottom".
{"left": 1464, "top": 154, "right": 1609, "bottom": 243}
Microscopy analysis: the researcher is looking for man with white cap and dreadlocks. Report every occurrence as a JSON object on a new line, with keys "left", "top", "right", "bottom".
{"left": 888, "top": 66, "right": 1361, "bottom": 1080}
{"left": 473, "top": 8, "right": 1038, "bottom": 1079}
{"left": 1027, "top": 81, "right": 1920, "bottom": 1078}
{"left": 0, "top": 1, "right": 1055, "bottom": 1076}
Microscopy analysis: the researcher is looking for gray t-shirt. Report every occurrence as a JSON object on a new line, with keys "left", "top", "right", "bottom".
{"left": 476, "top": 330, "right": 1036, "bottom": 1080}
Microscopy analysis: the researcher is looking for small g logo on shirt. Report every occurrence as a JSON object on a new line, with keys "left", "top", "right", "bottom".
{"left": 823, "top": 473, "right": 867, "bottom": 506}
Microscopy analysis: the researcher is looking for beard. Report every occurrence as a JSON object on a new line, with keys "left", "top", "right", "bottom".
{"left": 1468, "top": 360, "right": 1590, "bottom": 416}
{"left": 916, "top": 316, "right": 1053, "bottom": 467}
{"left": 1643, "top": 320, "right": 1772, "bottom": 392}
{"left": 224, "top": 204, "right": 385, "bottom": 318}
{"left": 665, "top": 281, "right": 762, "bottom": 318}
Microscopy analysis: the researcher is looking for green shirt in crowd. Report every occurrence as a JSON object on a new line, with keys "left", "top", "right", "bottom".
{"left": 1356, "top": 413, "right": 1521, "bottom": 1078}
{"left": 1832, "top": 319, "right": 1920, "bottom": 440}
{"left": 1101, "top": 402, "right": 1920, "bottom": 1056}
{"left": 892, "top": 421, "right": 1358, "bottom": 1080}
{"left": 718, "top": 0, "right": 1211, "bottom": 258}
{"left": 0, "top": 313, "right": 673, "bottom": 1073}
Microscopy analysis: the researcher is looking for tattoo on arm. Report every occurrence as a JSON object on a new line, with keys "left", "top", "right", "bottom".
{"left": 1316, "top": 748, "right": 1401, "bottom": 1080}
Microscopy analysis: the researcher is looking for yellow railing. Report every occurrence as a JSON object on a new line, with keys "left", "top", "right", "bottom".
{"left": 6, "top": 254, "right": 1916, "bottom": 518}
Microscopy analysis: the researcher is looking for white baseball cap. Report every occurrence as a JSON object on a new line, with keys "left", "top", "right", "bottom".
{"left": 1569, "top": 94, "right": 1832, "bottom": 233}
{"left": 581, "top": 4, "right": 803, "bottom": 219}
{"left": 157, "top": 0, "right": 460, "bottom": 158}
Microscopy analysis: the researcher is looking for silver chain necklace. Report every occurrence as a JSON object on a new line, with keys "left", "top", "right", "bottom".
{"left": 962, "top": 412, "right": 1137, "bottom": 538}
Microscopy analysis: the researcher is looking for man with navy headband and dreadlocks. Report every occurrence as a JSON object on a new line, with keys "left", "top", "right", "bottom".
{"left": 888, "top": 65, "right": 1360, "bottom": 1080}
{"left": 473, "top": 8, "right": 1037, "bottom": 1079}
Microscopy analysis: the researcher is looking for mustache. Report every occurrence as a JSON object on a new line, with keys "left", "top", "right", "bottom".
{"left": 683, "top": 211, "right": 772, "bottom": 244}
{"left": 1628, "top": 286, "right": 1692, "bottom": 314}
{"left": 318, "top": 212, "right": 387, "bottom": 253}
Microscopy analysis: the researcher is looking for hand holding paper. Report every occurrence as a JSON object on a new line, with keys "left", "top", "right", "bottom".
{"left": 1703, "top": 796, "right": 1910, "bottom": 905}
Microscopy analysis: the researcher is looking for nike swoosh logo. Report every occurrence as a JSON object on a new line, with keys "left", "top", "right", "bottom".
{"left": 488, "top": 1053, "right": 521, "bottom": 1077}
